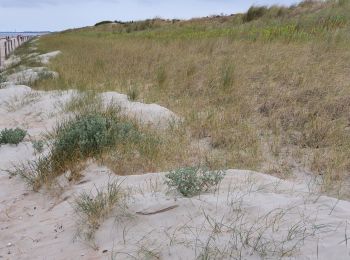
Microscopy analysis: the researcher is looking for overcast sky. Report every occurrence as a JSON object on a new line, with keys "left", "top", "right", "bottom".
{"left": 0, "top": 0, "right": 301, "bottom": 32}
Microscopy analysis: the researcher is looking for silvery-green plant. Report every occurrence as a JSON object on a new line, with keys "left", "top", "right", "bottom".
{"left": 32, "top": 140, "right": 45, "bottom": 153}
{"left": 165, "top": 167, "right": 225, "bottom": 197}
{"left": 0, "top": 73, "right": 6, "bottom": 84}
{"left": 0, "top": 128, "right": 26, "bottom": 145}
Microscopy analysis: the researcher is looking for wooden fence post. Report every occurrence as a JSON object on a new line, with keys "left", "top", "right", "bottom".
{"left": 0, "top": 35, "right": 37, "bottom": 67}
{"left": 4, "top": 41, "right": 8, "bottom": 58}
{"left": 0, "top": 42, "right": 2, "bottom": 68}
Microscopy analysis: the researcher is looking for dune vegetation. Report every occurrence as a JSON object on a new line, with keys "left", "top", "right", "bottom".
{"left": 2, "top": 1, "right": 350, "bottom": 258}
{"left": 23, "top": 0, "right": 350, "bottom": 196}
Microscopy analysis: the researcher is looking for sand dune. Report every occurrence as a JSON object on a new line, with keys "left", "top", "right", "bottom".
{"left": 0, "top": 81, "right": 349, "bottom": 259}
{"left": 1, "top": 50, "right": 350, "bottom": 259}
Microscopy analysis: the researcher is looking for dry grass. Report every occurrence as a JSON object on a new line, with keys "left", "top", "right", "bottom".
{"left": 74, "top": 179, "right": 128, "bottom": 243}
{"left": 22, "top": 0, "right": 350, "bottom": 196}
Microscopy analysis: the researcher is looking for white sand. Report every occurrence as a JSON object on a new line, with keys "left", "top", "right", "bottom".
{"left": 1, "top": 55, "right": 21, "bottom": 71}
{"left": 102, "top": 92, "right": 179, "bottom": 128}
{"left": 4, "top": 68, "right": 59, "bottom": 85}
{"left": 35, "top": 51, "right": 61, "bottom": 64}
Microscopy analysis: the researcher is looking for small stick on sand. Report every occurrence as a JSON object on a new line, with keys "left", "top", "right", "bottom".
{"left": 136, "top": 205, "right": 179, "bottom": 216}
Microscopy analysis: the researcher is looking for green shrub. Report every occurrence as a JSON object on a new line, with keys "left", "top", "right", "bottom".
{"left": 165, "top": 167, "right": 225, "bottom": 197}
{"left": 243, "top": 6, "right": 268, "bottom": 23}
{"left": 0, "top": 128, "right": 26, "bottom": 145}
{"left": 12, "top": 104, "right": 164, "bottom": 191}
{"left": 51, "top": 111, "right": 138, "bottom": 164}
{"left": 18, "top": 109, "right": 154, "bottom": 190}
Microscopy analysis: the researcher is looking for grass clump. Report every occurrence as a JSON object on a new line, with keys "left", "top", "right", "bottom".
{"left": 10, "top": 157, "right": 52, "bottom": 191}
{"left": 15, "top": 102, "right": 166, "bottom": 191}
{"left": 44, "top": 109, "right": 140, "bottom": 185}
{"left": 0, "top": 128, "right": 26, "bottom": 145}
{"left": 165, "top": 167, "right": 225, "bottom": 197}
{"left": 243, "top": 6, "right": 268, "bottom": 22}
{"left": 64, "top": 91, "right": 102, "bottom": 113}
{"left": 74, "top": 180, "right": 127, "bottom": 242}
{"left": 127, "top": 84, "right": 139, "bottom": 101}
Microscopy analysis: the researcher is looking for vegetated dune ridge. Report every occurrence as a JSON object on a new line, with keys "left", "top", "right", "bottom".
{"left": 34, "top": 0, "right": 350, "bottom": 198}
{"left": 0, "top": 52, "right": 350, "bottom": 259}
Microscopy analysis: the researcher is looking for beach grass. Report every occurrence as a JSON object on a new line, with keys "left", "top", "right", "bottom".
{"left": 24, "top": 0, "right": 350, "bottom": 194}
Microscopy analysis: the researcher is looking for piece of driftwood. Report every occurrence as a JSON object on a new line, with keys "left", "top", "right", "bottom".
{"left": 136, "top": 205, "right": 179, "bottom": 216}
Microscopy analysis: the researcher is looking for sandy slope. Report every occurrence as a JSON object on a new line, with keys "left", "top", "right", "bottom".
{"left": 0, "top": 55, "right": 350, "bottom": 259}
{"left": 1, "top": 152, "right": 350, "bottom": 259}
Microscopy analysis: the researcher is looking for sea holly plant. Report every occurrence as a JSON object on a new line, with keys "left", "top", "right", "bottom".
{"left": 165, "top": 167, "right": 225, "bottom": 197}
{"left": 32, "top": 140, "right": 45, "bottom": 154}
{"left": 0, "top": 73, "right": 6, "bottom": 84}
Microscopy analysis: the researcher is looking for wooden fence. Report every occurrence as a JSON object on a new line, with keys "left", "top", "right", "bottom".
{"left": 0, "top": 35, "right": 32, "bottom": 68}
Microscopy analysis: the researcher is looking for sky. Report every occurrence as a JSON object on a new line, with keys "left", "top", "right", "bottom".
{"left": 0, "top": 0, "right": 301, "bottom": 32}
